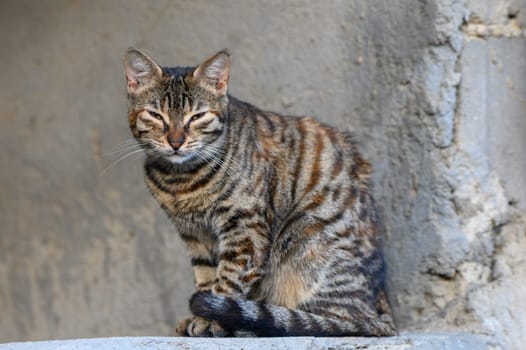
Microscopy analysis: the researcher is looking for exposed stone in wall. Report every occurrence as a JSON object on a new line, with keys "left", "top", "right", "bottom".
{"left": 464, "top": 0, "right": 526, "bottom": 38}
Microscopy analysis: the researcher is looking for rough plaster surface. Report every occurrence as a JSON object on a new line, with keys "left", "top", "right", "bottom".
{"left": 0, "top": 0, "right": 525, "bottom": 349}
{"left": 0, "top": 334, "right": 492, "bottom": 350}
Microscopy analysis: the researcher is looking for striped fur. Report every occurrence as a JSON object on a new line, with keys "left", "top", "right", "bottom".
{"left": 125, "top": 48, "right": 396, "bottom": 337}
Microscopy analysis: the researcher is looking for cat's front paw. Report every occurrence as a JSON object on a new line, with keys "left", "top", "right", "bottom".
{"left": 175, "top": 317, "right": 192, "bottom": 336}
{"left": 176, "top": 316, "right": 227, "bottom": 337}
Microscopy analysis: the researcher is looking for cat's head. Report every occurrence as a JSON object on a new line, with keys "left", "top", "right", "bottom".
{"left": 124, "top": 48, "right": 231, "bottom": 164}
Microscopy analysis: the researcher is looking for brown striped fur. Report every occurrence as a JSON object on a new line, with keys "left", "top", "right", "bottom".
{"left": 124, "top": 48, "right": 396, "bottom": 337}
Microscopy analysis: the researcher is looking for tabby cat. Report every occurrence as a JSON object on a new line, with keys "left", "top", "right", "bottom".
{"left": 124, "top": 48, "right": 396, "bottom": 337}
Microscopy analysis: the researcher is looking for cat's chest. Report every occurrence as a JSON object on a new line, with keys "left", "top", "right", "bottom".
{"left": 145, "top": 169, "right": 212, "bottom": 216}
{"left": 150, "top": 185, "right": 210, "bottom": 223}
{"left": 153, "top": 190, "right": 214, "bottom": 236}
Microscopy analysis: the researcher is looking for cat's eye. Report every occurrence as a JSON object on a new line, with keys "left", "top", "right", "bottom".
{"left": 148, "top": 111, "right": 164, "bottom": 121}
{"left": 190, "top": 111, "right": 207, "bottom": 122}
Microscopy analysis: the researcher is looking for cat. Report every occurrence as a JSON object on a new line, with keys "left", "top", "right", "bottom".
{"left": 124, "top": 48, "right": 396, "bottom": 337}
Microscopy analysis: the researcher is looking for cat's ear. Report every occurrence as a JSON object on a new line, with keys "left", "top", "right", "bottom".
{"left": 124, "top": 48, "right": 163, "bottom": 95}
{"left": 192, "top": 49, "right": 231, "bottom": 96}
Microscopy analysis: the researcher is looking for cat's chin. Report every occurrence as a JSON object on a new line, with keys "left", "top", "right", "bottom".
{"left": 163, "top": 152, "right": 198, "bottom": 165}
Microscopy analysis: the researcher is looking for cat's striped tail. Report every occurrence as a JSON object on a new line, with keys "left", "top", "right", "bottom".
{"left": 190, "top": 291, "right": 396, "bottom": 337}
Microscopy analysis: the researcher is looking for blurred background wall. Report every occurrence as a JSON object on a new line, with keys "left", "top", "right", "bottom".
{"left": 0, "top": 0, "right": 525, "bottom": 348}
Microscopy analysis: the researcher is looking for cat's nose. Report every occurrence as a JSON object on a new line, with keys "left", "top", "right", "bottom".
{"left": 167, "top": 129, "right": 185, "bottom": 150}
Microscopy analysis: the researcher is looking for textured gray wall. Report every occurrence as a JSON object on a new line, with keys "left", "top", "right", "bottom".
{"left": 0, "top": 0, "right": 525, "bottom": 349}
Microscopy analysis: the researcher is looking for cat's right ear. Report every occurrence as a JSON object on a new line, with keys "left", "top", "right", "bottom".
{"left": 124, "top": 48, "right": 163, "bottom": 95}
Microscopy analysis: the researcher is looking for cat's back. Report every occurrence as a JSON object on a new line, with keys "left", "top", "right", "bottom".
{"left": 227, "top": 97, "right": 372, "bottom": 194}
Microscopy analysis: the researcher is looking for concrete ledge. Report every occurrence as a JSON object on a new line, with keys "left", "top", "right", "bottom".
{"left": 0, "top": 333, "right": 491, "bottom": 350}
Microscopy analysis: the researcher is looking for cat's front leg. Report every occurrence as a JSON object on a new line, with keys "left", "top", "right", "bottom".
{"left": 212, "top": 215, "right": 270, "bottom": 297}
{"left": 178, "top": 229, "right": 217, "bottom": 291}
{"left": 176, "top": 229, "right": 225, "bottom": 337}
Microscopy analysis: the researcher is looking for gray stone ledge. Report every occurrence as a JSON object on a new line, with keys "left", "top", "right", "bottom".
{"left": 0, "top": 333, "right": 492, "bottom": 350}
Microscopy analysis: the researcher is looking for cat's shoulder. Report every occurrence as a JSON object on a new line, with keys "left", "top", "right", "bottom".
{"left": 228, "top": 96, "right": 359, "bottom": 148}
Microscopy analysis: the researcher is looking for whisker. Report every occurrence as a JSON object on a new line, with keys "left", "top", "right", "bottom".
{"left": 103, "top": 144, "right": 143, "bottom": 156}
{"left": 195, "top": 150, "right": 237, "bottom": 199}
{"left": 100, "top": 148, "right": 146, "bottom": 176}
{"left": 203, "top": 144, "right": 242, "bottom": 171}
{"left": 202, "top": 149, "right": 236, "bottom": 174}
{"left": 103, "top": 138, "right": 149, "bottom": 156}
{"left": 198, "top": 147, "right": 237, "bottom": 178}
{"left": 119, "top": 139, "right": 139, "bottom": 145}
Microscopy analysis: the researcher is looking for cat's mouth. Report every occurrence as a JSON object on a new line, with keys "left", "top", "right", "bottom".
{"left": 151, "top": 143, "right": 200, "bottom": 164}
{"left": 153, "top": 146, "right": 186, "bottom": 159}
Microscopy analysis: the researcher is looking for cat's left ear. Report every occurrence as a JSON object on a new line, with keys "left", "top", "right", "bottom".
{"left": 124, "top": 48, "right": 163, "bottom": 95}
{"left": 192, "top": 49, "right": 231, "bottom": 96}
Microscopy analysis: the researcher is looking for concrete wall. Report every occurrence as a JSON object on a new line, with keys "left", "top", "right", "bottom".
{"left": 0, "top": 1, "right": 524, "bottom": 349}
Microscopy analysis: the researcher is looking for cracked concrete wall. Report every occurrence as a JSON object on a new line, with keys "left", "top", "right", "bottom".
{"left": 385, "top": 1, "right": 526, "bottom": 349}
{"left": 0, "top": 0, "right": 524, "bottom": 349}
{"left": 431, "top": 1, "right": 526, "bottom": 349}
